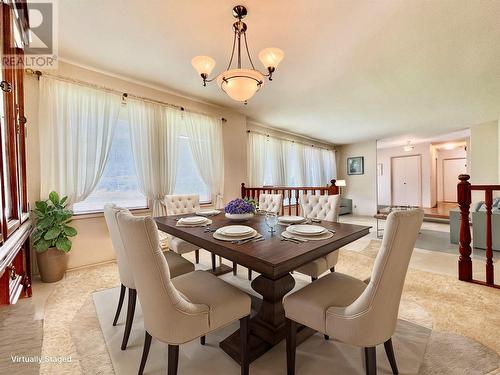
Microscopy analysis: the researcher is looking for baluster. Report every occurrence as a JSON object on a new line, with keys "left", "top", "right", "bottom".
{"left": 485, "top": 189, "right": 494, "bottom": 285}
{"left": 241, "top": 183, "right": 246, "bottom": 199}
{"left": 251, "top": 189, "right": 255, "bottom": 201}
{"left": 295, "top": 189, "right": 300, "bottom": 216}
{"left": 287, "top": 190, "right": 291, "bottom": 216}
{"left": 281, "top": 189, "right": 285, "bottom": 216}
{"left": 457, "top": 174, "right": 472, "bottom": 281}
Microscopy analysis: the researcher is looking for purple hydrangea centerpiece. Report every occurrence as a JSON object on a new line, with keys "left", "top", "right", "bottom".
{"left": 224, "top": 198, "right": 256, "bottom": 215}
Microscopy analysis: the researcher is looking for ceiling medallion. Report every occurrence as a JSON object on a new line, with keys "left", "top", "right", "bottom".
{"left": 191, "top": 5, "right": 284, "bottom": 104}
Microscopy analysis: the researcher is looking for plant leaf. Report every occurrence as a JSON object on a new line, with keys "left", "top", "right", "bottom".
{"left": 56, "top": 237, "right": 72, "bottom": 252}
{"left": 34, "top": 238, "right": 51, "bottom": 252}
{"left": 60, "top": 196, "right": 68, "bottom": 206}
{"left": 49, "top": 191, "right": 60, "bottom": 206}
{"left": 35, "top": 201, "right": 48, "bottom": 212}
{"left": 44, "top": 227, "right": 61, "bottom": 240}
{"left": 63, "top": 225, "right": 77, "bottom": 237}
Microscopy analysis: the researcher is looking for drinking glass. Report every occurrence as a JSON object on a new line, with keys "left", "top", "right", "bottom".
{"left": 265, "top": 212, "right": 279, "bottom": 234}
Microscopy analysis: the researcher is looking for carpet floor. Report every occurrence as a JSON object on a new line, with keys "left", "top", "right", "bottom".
{"left": 4, "top": 239, "right": 498, "bottom": 374}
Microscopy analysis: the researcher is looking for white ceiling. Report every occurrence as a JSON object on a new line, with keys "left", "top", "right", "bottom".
{"left": 377, "top": 129, "right": 471, "bottom": 149}
{"left": 56, "top": 0, "right": 500, "bottom": 144}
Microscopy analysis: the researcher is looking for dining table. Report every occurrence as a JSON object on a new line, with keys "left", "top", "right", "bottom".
{"left": 155, "top": 213, "right": 371, "bottom": 364}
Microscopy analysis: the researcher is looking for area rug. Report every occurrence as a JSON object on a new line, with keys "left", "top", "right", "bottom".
{"left": 39, "top": 244, "right": 500, "bottom": 374}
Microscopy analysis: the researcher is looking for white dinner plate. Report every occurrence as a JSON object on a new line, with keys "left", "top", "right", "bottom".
{"left": 286, "top": 224, "right": 326, "bottom": 236}
{"left": 213, "top": 230, "right": 258, "bottom": 242}
{"left": 278, "top": 216, "right": 306, "bottom": 224}
{"left": 196, "top": 209, "right": 220, "bottom": 216}
{"left": 178, "top": 216, "right": 208, "bottom": 225}
{"left": 216, "top": 225, "right": 255, "bottom": 237}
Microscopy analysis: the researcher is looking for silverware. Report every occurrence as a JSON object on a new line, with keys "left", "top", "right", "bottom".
{"left": 252, "top": 237, "right": 265, "bottom": 242}
{"left": 280, "top": 236, "right": 301, "bottom": 244}
{"left": 232, "top": 238, "right": 254, "bottom": 245}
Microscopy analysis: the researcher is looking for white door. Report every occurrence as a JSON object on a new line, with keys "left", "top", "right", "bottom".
{"left": 391, "top": 155, "right": 422, "bottom": 206}
{"left": 443, "top": 158, "right": 467, "bottom": 202}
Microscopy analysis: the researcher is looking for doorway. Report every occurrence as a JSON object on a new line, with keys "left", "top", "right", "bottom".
{"left": 443, "top": 158, "right": 467, "bottom": 202}
{"left": 391, "top": 155, "right": 422, "bottom": 206}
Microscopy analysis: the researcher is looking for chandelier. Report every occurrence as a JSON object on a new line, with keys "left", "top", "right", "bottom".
{"left": 191, "top": 5, "right": 284, "bottom": 103}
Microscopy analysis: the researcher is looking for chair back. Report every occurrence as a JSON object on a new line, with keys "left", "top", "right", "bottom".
{"left": 258, "top": 193, "right": 283, "bottom": 213}
{"left": 327, "top": 209, "right": 424, "bottom": 346}
{"left": 103, "top": 204, "right": 134, "bottom": 289}
{"left": 300, "top": 194, "right": 341, "bottom": 222}
{"left": 116, "top": 211, "right": 209, "bottom": 343}
{"left": 165, "top": 194, "right": 200, "bottom": 215}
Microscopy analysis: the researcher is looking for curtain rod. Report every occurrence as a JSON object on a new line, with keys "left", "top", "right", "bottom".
{"left": 246, "top": 129, "right": 334, "bottom": 151}
{"left": 25, "top": 69, "right": 227, "bottom": 123}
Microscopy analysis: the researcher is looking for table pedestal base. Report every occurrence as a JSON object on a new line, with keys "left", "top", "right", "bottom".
{"left": 220, "top": 273, "right": 315, "bottom": 363}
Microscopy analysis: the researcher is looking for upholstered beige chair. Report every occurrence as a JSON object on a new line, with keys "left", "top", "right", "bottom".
{"left": 165, "top": 194, "right": 216, "bottom": 270}
{"left": 295, "top": 194, "right": 341, "bottom": 282}
{"left": 235, "top": 193, "right": 284, "bottom": 280}
{"left": 284, "top": 209, "right": 424, "bottom": 375}
{"left": 104, "top": 204, "right": 194, "bottom": 350}
{"left": 116, "top": 211, "right": 251, "bottom": 375}
{"left": 258, "top": 193, "right": 283, "bottom": 214}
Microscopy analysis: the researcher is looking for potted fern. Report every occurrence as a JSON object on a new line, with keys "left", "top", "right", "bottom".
{"left": 32, "top": 191, "right": 77, "bottom": 282}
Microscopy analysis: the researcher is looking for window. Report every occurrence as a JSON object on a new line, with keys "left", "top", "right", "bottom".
{"left": 73, "top": 119, "right": 147, "bottom": 213}
{"left": 173, "top": 135, "right": 211, "bottom": 203}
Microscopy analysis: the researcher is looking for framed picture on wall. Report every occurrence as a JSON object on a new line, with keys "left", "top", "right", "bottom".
{"left": 347, "top": 156, "right": 364, "bottom": 175}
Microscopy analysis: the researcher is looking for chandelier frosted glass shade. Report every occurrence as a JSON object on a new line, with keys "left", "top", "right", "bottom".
{"left": 192, "top": 5, "right": 282, "bottom": 103}
{"left": 191, "top": 56, "right": 216, "bottom": 76}
{"left": 216, "top": 69, "right": 264, "bottom": 102}
{"left": 258, "top": 48, "right": 284, "bottom": 69}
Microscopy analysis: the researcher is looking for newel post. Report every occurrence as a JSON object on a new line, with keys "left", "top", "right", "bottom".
{"left": 457, "top": 174, "right": 472, "bottom": 281}
{"left": 329, "top": 179, "right": 339, "bottom": 195}
{"left": 241, "top": 183, "right": 246, "bottom": 199}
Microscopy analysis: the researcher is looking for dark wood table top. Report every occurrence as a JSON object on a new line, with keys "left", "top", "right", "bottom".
{"left": 155, "top": 214, "right": 371, "bottom": 279}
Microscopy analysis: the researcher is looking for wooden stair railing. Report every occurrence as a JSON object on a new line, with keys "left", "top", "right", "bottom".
{"left": 457, "top": 174, "right": 499, "bottom": 289}
{"left": 241, "top": 179, "right": 339, "bottom": 216}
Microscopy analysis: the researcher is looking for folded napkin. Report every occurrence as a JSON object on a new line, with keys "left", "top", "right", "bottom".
{"left": 176, "top": 218, "right": 212, "bottom": 227}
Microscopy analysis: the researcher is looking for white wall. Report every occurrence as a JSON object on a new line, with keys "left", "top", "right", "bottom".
{"left": 377, "top": 143, "right": 433, "bottom": 208}
{"left": 337, "top": 141, "right": 377, "bottom": 216}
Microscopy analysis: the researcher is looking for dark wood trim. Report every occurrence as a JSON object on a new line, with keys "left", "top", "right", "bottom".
{"left": 457, "top": 174, "right": 498, "bottom": 288}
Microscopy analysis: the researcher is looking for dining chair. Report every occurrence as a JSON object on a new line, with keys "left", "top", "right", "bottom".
{"left": 295, "top": 194, "right": 341, "bottom": 283}
{"left": 284, "top": 209, "right": 424, "bottom": 375}
{"left": 234, "top": 193, "right": 283, "bottom": 280}
{"left": 104, "top": 204, "right": 195, "bottom": 350}
{"left": 116, "top": 211, "right": 251, "bottom": 375}
{"left": 164, "top": 194, "right": 216, "bottom": 270}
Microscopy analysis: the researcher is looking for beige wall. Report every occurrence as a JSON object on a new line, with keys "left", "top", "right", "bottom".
{"left": 337, "top": 141, "right": 377, "bottom": 216}
{"left": 26, "top": 61, "right": 248, "bottom": 270}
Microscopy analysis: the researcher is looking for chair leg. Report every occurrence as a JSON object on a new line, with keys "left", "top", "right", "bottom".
{"left": 324, "top": 334, "right": 329, "bottom": 340}
{"left": 167, "top": 345, "right": 179, "bottom": 375}
{"left": 286, "top": 318, "right": 297, "bottom": 375}
{"left": 121, "top": 288, "right": 137, "bottom": 350}
{"left": 211, "top": 253, "right": 216, "bottom": 271}
{"left": 330, "top": 267, "right": 335, "bottom": 273}
{"left": 384, "top": 338, "right": 399, "bottom": 374}
{"left": 138, "top": 331, "right": 152, "bottom": 375}
{"left": 113, "top": 284, "right": 126, "bottom": 326}
{"left": 311, "top": 276, "right": 317, "bottom": 282}
{"left": 247, "top": 269, "right": 252, "bottom": 280}
{"left": 233, "top": 262, "right": 238, "bottom": 275}
{"left": 364, "top": 346, "right": 377, "bottom": 375}
{"left": 240, "top": 315, "right": 250, "bottom": 375}
{"left": 200, "top": 336, "right": 205, "bottom": 345}
{"left": 195, "top": 249, "right": 199, "bottom": 264}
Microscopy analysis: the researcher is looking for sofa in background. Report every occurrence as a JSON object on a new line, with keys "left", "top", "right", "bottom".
{"left": 339, "top": 198, "right": 352, "bottom": 215}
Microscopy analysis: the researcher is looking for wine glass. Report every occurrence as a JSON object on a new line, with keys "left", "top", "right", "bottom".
{"left": 265, "top": 212, "right": 279, "bottom": 234}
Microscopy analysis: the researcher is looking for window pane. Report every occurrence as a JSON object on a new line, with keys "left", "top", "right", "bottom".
{"left": 173, "top": 136, "right": 211, "bottom": 203}
{"left": 0, "top": 68, "right": 12, "bottom": 221}
{"left": 73, "top": 119, "right": 147, "bottom": 213}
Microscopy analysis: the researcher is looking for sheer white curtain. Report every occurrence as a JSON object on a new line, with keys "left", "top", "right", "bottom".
{"left": 183, "top": 112, "right": 225, "bottom": 208}
{"left": 38, "top": 76, "right": 121, "bottom": 204}
{"left": 322, "top": 149, "right": 337, "bottom": 184}
{"left": 248, "top": 133, "right": 267, "bottom": 185}
{"left": 303, "top": 146, "right": 324, "bottom": 186}
{"left": 127, "top": 99, "right": 180, "bottom": 216}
